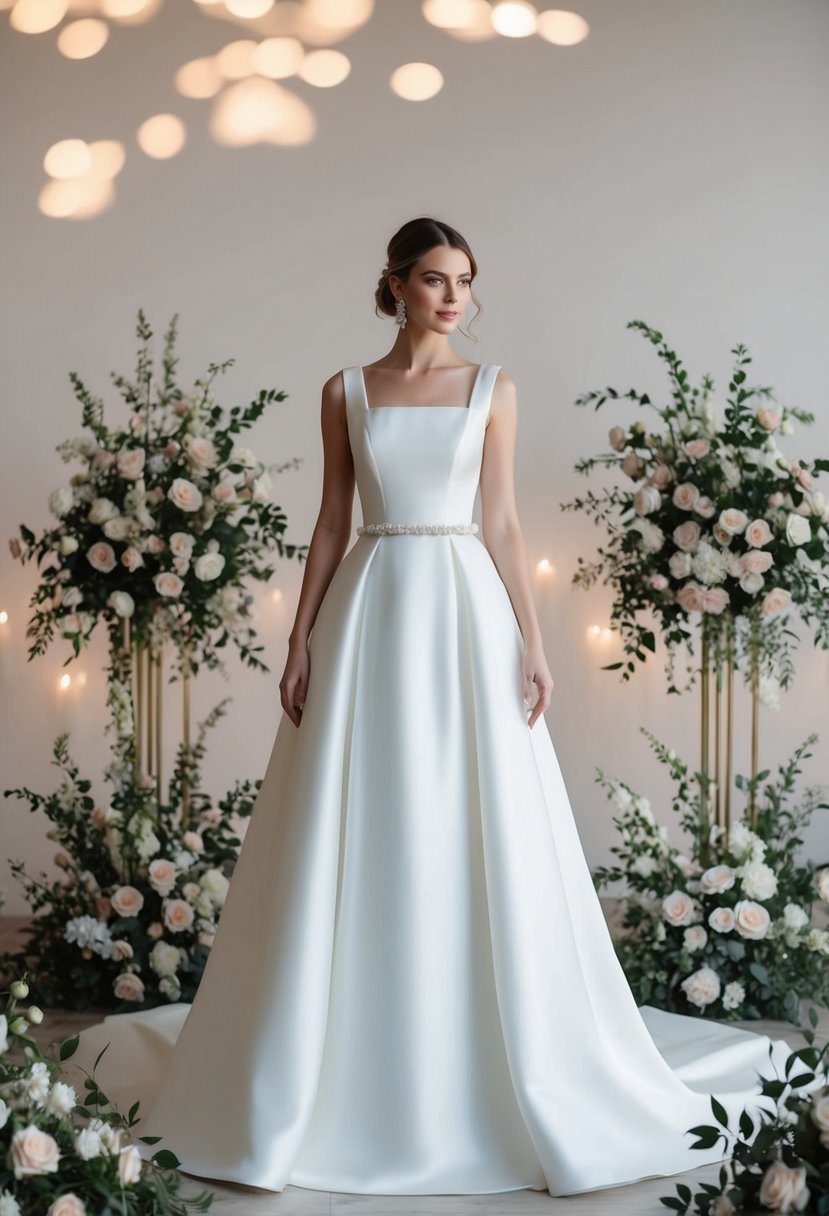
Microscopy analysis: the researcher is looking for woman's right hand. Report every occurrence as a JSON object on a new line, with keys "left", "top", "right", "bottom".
{"left": 279, "top": 639, "right": 310, "bottom": 727}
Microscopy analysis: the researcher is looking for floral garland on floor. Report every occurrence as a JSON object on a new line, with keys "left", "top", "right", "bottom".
{"left": 1, "top": 698, "right": 256, "bottom": 1012}
{"left": 592, "top": 731, "right": 829, "bottom": 1022}
{"left": 660, "top": 1006, "right": 829, "bottom": 1214}
{"left": 560, "top": 321, "right": 829, "bottom": 694}
{"left": 0, "top": 974, "right": 214, "bottom": 1215}
{"left": 7, "top": 308, "right": 307, "bottom": 681}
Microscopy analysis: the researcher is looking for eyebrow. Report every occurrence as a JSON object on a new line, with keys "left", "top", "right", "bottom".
{"left": 419, "top": 269, "right": 472, "bottom": 277}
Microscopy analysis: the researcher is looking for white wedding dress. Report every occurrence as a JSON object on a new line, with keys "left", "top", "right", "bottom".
{"left": 67, "top": 364, "right": 809, "bottom": 1197}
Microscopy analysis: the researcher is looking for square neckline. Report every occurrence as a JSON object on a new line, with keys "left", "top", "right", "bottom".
{"left": 357, "top": 363, "right": 485, "bottom": 411}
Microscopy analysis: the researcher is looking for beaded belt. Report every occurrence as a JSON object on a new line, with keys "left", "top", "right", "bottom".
{"left": 356, "top": 522, "right": 479, "bottom": 536}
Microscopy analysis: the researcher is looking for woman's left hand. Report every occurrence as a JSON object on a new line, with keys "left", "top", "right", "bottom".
{"left": 521, "top": 640, "right": 555, "bottom": 729}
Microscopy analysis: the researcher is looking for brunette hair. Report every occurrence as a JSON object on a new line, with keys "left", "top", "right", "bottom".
{"left": 374, "top": 216, "right": 481, "bottom": 343}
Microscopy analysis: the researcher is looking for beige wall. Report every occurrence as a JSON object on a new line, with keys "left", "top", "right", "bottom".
{"left": 1, "top": 1, "right": 828, "bottom": 914}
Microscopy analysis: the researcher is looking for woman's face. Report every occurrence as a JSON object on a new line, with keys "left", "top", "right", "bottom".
{"left": 392, "top": 246, "right": 473, "bottom": 332}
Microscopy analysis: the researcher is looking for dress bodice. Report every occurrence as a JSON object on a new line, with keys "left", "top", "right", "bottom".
{"left": 341, "top": 363, "right": 502, "bottom": 529}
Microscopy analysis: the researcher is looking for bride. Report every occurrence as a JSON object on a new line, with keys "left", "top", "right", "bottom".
{"left": 68, "top": 216, "right": 805, "bottom": 1199}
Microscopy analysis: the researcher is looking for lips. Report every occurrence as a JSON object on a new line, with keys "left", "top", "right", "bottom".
{"left": 437, "top": 312, "right": 458, "bottom": 318}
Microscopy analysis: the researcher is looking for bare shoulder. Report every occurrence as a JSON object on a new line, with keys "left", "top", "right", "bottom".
{"left": 321, "top": 368, "right": 347, "bottom": 404}
{"left": 490, "top": 367, "right": 517, "bottom": 415}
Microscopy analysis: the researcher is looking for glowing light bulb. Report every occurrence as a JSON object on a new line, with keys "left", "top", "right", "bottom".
{"left": 271, "top": 589, "right": 283, "bottom": 603}
{"left": 0, "top": 611, "right": 8, "bottom": 625}
{"left": 59, "top": 673, "right": 72, "bottom": 690}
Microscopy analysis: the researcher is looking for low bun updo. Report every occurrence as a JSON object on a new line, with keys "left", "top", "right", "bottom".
{"left": 373, "top": 216, "right": 481, "bottom": 342}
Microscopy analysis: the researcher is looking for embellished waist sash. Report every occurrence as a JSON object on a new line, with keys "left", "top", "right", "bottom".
{"left": 356, "top": 522, "right": 479, "bottom": 536}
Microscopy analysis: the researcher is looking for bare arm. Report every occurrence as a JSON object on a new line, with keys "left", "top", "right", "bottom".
{"left": 479, "top": 370, "right": 555, "bottom": 726}
{"left": 279, "top": 371, "right": 355, "bottom": 725}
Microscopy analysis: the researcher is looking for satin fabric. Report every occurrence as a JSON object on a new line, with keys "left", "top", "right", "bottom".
{"left": 68, "top": 364, "right": 813, "bottom": 1197}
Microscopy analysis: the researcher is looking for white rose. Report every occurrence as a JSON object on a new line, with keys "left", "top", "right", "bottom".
{"left": 106, "top": 590, "right": 135, "bottom": 618}
{"left": 733, "top": 899, "right": 771, "bottom": 940}
{"left": 194, "top": 552, "right": 226, "bottom": 581}
{"left": 59, "top": 535, "right": 80, "bottom": 556}
{"left": 681, "top": 964, "right": 721, "bottom": 1009}
{"left": 231, "top": 445, "right": 257, "bottom": 468}
{"left": 669, "top": 550, "right": 693, "bottom": 579}
{"left": 75, "top": 1126, "right": 103, "bottom": 1160}
{"left": 118, "top": 1143, "right": 143, "bottom": 1185}
{"left": 785, "top": 512, "right": 811, "bottom": 546}
{"left": 632, "top": 854, "right": 659, "bottom": 878}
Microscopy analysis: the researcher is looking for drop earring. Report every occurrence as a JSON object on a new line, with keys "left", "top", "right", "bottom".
{"left": 395, "top": 297, "right": 407, "bottom": 329}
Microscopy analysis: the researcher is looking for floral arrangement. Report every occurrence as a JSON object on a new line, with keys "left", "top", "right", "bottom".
{"left": 560, "top": 321, "right": 829, "bottom": 693}
{"left": 0, "top": 973, "right": 213, "bottom": 1214}
{"left": 1, "top": 697, "right": 257, "bottom": 1012}
{"left": 592, "top": 730, "right": 829, "bottom": 1022}
{"left": 660, "top": 1007, "right": 828, "bottom": 1214}
{"left": 7, "top": 309, "right": 307, "bottom": 682}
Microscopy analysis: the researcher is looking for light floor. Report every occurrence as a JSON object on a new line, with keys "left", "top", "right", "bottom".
{"left": 3, "top": 911, "right": 825, "bottom": 1216}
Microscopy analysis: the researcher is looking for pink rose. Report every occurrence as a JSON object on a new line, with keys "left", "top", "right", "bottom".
{"left": 672, "top": 482, "right": 700, "bottom": 511}
{"left": 164, "top": 439, "right": 181, "bottom": 458}
{"left": 86, "top": 541, "right": 117, "bottom": 573}
{"left": 745, "top": 518, "right": 773, "bottom": 547}
{"left": 758, "top": 1161, "right": 809, "bottom": 1212}
{"left": 110, "top": 885, "right": 144, "bottom": 917}
{"left": 128, "top": 414, "right": 146, "bottom": 434}
{"left": 694, "top": 495, "right": 716, "bottom": 519}
{"left": 92, "top": 449, "right": 117, "bottom": 470}
{"left": 741, "top": 549, "right": 773, "bottom": 575}
{"left": 683, "top": 438, "right": 710, "bottom": 458}
{"left": 673, "top": 520, "right": 701, "bottom": 552}
{"left": 756, "top": 408, "right": 781, "bottom": 431}
{"left": 701, "top": 587, "right": 728, "bottom": 614}
{"left": 621, "top": 451, "right": 645, "bottom": 480}
{"left": 147, "top": 921, "right": 164, "bottom": 939}
{"left": 733, "top": 899, "right": 770, "bottom": 940}
{"left": 768, "top": 491, "right": 785, "bottom": 507}
{"left": 762, "top": 586, "right": 792, "bottom": 614}
{"left": 162, "top": 898, "right": 195, "bottom": 933}
{"left": 168, "top": 478, "right": 203, "bottom": 512}
{"left": 649, "top": 573, "right": 668, "bottom": 591}
{"left": 47, "top": 1192, "right": 86, "bottom": 1216}
{"left": 11, "top": 1125, "right": 61, "bottom": 1178}
{"left": 649, "top": 463, "right": 673, "bottom": 489}
{"left": 117, "top": 448, "right": 146, "bottom": 480}
{"left": 708, "top": 907, "right": 736, "bottom": 934}
{"left": 200, "top": 806, "right": 222, "bottom": 827}
{"left": 113, "top": 972, "right": 145, "bottom": 1002}
{"left": 182, "top": 830, "right": 204, "bottom": 854}
{"left": 154, "top": 572, "right": 184, "bottom": 598}
{"left": 148, "top": 859, "right": 178, "bottom": 896}
{"left": 676, "top": 581, "right": 705, "bottom": 612}
{"left": 662, "top": 889, "right": 697, "bottom": 926}
{"left": 144, "top": 534, "right": 166, "bottom": 555}
{"left": 198, "top": 928, "right": 216, "bottom": 947}
{"left": 121, "top": 545, "right": 144, "bottom": 572}
{"left": 95, "top": 896, "right": 112, "bottom": 919}
{"left": 213, "top": 479, "right": 238, "bottom": 505}
{"left": 718, "top": 508, "right": 749, "bottom": 535}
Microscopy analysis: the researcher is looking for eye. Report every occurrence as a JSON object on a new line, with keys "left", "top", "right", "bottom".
{"left": 426, "top": 277, "right": 470, "bottom": 286}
